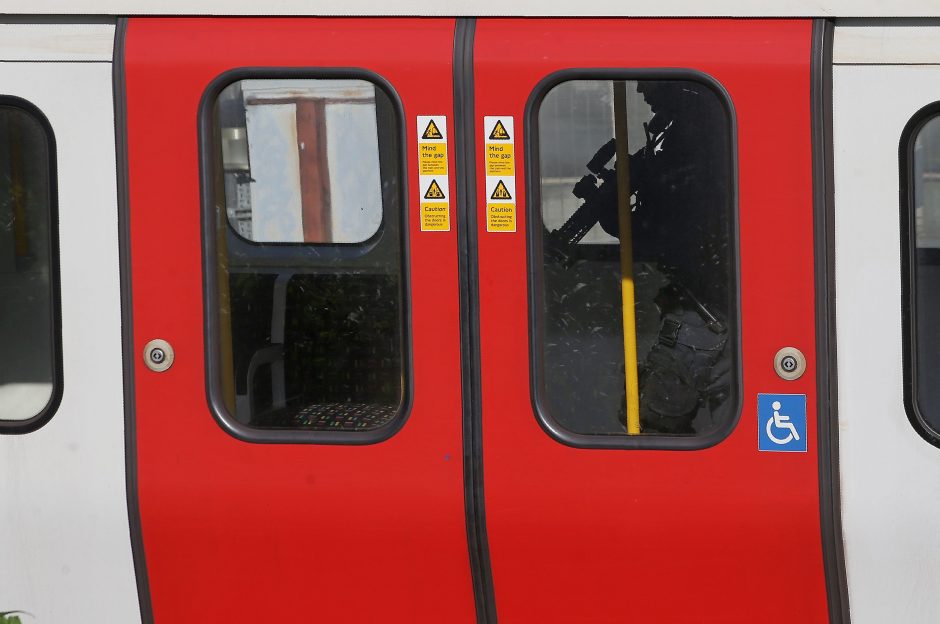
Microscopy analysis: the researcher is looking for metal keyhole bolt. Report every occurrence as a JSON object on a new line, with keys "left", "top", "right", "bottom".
{"left": 143, "top": 339, "right": 174, "bottom": 373}
{"left": 774, "top": 347, "right": 806, "bottom": 381}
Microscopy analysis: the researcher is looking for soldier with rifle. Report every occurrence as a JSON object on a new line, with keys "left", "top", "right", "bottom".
{"left": 545, "top": 80, "right": 733, "bottom": 435}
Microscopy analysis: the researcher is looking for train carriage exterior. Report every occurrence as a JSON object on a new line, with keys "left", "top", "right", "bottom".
{"left": 2, "top": 4, "right": 940, "bottom": 622}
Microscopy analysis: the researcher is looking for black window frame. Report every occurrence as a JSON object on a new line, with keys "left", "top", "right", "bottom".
{"left": 0, "top": 96, "right": 63, "bottom": 435}
{"left": 199, "top": 67, "right": 412, "bottom": 445}
{"left": 525, "top": 68, "right": 742, "bottom": 450}
{"left": 900, "top": 101, "right": 940, "bottom": 448}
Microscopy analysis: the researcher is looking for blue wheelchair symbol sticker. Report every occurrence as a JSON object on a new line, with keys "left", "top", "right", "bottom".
{"left": 758, "top": 394, "right": 807, "bottom": 452}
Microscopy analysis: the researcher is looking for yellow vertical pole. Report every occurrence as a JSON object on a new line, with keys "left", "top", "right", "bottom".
{"left": 613, "top": 82, "right": 641, "bottom": 435}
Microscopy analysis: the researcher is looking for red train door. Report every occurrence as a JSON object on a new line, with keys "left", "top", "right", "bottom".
{"left": 123, "top": 18, "right": 475, "bottom": 622}
{"left": 473, "top": 19, "right": 830, "bottom": 622}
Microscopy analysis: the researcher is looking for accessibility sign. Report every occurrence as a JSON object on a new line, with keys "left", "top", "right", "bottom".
{"left": 757, "top": 393, "right": 807, "bottom": 453}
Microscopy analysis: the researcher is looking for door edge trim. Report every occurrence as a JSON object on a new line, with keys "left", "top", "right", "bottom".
{"left": 454, "top": 17, "right": 497, "bottom": 624}
{"left": 114, "top": 16, "right": 154, "bottom": 624}
{"left": 812, "top": 17, "right": 850, "bottom": 624}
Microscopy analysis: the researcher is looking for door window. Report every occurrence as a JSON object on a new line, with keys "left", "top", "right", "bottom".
{"left": 206, "top": 75, "right": 408, "bottom": 442}
{"left": 904, "top": 107, "right": 940, "bottom": 441}
{"left": 532, "top": 76, "right": 737, "bottom": 443}
{"left": 0, "top": 99, "right": 60, "bottom": 431}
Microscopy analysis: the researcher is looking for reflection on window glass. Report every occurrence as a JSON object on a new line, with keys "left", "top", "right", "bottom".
{"left": 213, "top": 78, "right": 405, "bottom": 434}
{"left": 0, "top": 104, "right": 58, "bottom": 423}
{"left": 911, "top": 115, "right": 940, "bottom": 432}
{"left": 536, "top": 79, "right": 735, "bottom": 438}
{"left": 218, "top": 79, "right": 384, "bottom": 244}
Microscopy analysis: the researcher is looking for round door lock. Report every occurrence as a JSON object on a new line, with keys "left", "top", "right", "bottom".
{"left": 773, "top": 346, "right": 805, "bottom": 381}
{"left": 143, "top": 339, "right": 175, "bottom": 373}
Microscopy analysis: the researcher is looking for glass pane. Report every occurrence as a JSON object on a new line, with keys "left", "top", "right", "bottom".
{"left": 218, "top": 79, "right": 384, "bottom": 244}
{"left": 0, "top": 105, "right": 57, "bottom": 422}
{"left": 912, "top": 115, "right": 940, "bottom": 431}
{"left": 212, "top": 78, "right": 406, "bottom": 434}
{"left": 537, "top": 79, "right": 735, "bottom": 437}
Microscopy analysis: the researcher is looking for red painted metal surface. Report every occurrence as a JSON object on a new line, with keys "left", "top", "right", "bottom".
{"left": 125, "top": 18, "right": 475, "bottom": 622}
{"left": 474, "top": 19, "right": 827, "bottom": 622}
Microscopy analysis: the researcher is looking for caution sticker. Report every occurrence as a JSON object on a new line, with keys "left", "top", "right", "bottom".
{"left": 418, "top": 116, "right": 448, "bottom": 177}
{"left": 424, "top": 178, "right": 447, "bottom": 200}
{"left": 485, "top": 176, "right": 516, "bottom": 232}
{"left": 489, "top": 179, "right": 513, "bottom": 200}
{"left": 489, "top": 119, "right": 511, "bottom": 140}
{"left": 420, "top": 143, "right": 447, "bottom": 176}
{"left": 484, "top": 116, "right": 516, "bottom": 233}
{"left": 486, "top": 204, "right": 515, "bottom": 232}
{"left": 422, "top": 119, "right": 444, "bottom": 140}
{"left": 485, "top": 117, "right": 515, "bottom": 177}
{"left": 419, "top": 174, "right": 450, "bottom": 232}
{"left": 417, "top": 116, "right": 450, "bottom": 232}
{"left": 421, "top": 202, "right": 450, "bottom": 231}
{"left": 486, "top": 142, "right": 514, "bottom": 177}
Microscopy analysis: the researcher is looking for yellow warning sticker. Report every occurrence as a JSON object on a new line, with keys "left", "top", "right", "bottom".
{"left": 484, "top": 117, "right": 516, "bottom": 234}
{"left": 486, "top": 143, "right": 514, "bottom": 176}
{"left": 417, "top": 116, "right": 450, "bottom": 233}
{"left": 422, "top": 119, "right": 444, "bottom": 140}
{"left": 424, "top": 179, "right": 446, "bottom": 200}
{"left": 490, "top": 179, "right": 512, "bottom": 200}
{"left": 419, "top": 143, "right": 448, "bottom": 176}
{"left": 487, "top": 203, "right": 516, "bottom": 232}
{"left": 489, "top": 119, "right": 511, "bottom": 141}
{"left": 421, "top": 203, "right": 450, "bottom": 231}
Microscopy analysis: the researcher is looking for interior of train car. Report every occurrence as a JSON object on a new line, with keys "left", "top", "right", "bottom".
{"left": 2, "top": 6, "right": 940, "bottom": 623}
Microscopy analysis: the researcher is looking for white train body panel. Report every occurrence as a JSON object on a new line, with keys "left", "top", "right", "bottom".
{"left": 0, "top": 26, "right": 140, "bottom": 623}
{"left": 833, "top": 53, "right": 940, "bottom": 622}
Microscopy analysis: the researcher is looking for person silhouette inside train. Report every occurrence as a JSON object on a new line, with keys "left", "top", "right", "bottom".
{"left": 545, "top": 80, "right": 733, "bottom": 435}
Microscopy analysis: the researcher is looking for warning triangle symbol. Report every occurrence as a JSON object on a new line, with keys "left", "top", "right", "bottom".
{"left": 422, "top": 120, "right": 444, "bottom": 140}
{"left": 424, "top": 179, "right": 446, "bottom": 200}
{"left": 490, "top": 180, "right": 512, "bottom": 200}
{"left": 489, "top": 120, "right": 510, "bottom": 141}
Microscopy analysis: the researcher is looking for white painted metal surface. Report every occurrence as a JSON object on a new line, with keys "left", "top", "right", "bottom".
{"left": 834, "top": 49, "right": 940, "bottom": 622}
{"left": 1, "top": 1, "right": 940, "bottom": 17}
{"left": 0, "top": 23, "right": 114, "bottom": 61}
{"left": 834, "top": 22, "right": 940, "bottom": 64}
{"left": 0, "top": 41, "right": 141, "bottom": 623}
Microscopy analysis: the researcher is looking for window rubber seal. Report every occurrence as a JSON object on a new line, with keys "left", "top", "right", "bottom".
{"left": 198, "top": 67, "right": 413, "bottom": 445}
{"left": 524, "top": 67, "right": 742, "bottom": 451}
{"left": 0, "top": 95, "right": 64, "bottom": 435}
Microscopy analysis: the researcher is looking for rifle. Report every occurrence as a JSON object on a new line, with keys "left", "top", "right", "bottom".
{"left": 544, "top": 112, "right": 671, "bottom": 266}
